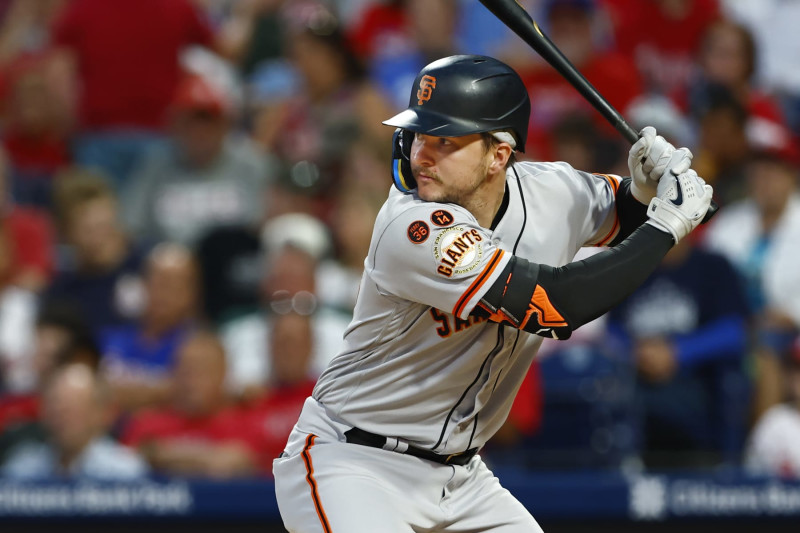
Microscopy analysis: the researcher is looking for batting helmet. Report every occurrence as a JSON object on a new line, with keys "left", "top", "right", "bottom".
{"left": 383, "top": 55, "right": 531, "bottom": 192}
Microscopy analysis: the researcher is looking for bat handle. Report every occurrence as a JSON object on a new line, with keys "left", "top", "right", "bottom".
{"left": 626, "top": 126, "right": 718, "bottom": 224}
{"left": 702, "top": 200, "right": 719, "bottom": 224}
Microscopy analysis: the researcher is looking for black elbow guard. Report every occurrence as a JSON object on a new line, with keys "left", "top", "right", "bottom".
{"left": 476, "top": 257, "right": 574, "bottom": 340}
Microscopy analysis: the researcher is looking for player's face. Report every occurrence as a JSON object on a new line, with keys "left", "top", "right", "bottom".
{"left": 410, "top": 133, "right": 492, "bottom": 205}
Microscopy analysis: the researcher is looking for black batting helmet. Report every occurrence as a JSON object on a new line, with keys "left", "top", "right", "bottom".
{"left": 383, "top": 55, "right": 531, "bottom": 192}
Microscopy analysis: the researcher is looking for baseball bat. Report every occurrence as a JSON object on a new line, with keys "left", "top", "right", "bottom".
{"left": 478, "top": 0, "right": 718, "bottom": 223}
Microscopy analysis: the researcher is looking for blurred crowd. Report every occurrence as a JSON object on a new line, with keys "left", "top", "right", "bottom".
{"left": 0, "top": 0, "right": 799, "bottom": 482}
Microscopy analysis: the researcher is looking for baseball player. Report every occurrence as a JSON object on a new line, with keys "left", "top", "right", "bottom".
{"left": 273, "top": 55, "right": 713, "bottom": 532}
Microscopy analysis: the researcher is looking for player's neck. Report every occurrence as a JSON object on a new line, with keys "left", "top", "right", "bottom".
{"left": 464, "top": 169, "right": 507, "bottom": 228}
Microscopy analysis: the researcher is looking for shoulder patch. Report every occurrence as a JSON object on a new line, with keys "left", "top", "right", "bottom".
{"left": 430, "top": 209, "right": 454, "bottom": 227}
{"left": 433, "top": 225, "right": 484, "bottom": 277}
{"left": 407, "top": 220, "right": 430, "bottom": 244}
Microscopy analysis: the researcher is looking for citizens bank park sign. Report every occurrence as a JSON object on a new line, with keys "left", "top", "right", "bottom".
{"left": 628, "top": 475, "right": 800, "bottom": 520}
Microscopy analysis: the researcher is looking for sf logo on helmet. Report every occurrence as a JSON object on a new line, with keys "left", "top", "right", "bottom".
{"left": 417, "top": 75, "right": 437, "bottom": 105}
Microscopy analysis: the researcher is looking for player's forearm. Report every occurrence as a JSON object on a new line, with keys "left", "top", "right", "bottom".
{"left": 543, "top": 224, "right": 673, "bottom": 331}
{"left": 478, "top": 225, "right": 673, "bottom": 339}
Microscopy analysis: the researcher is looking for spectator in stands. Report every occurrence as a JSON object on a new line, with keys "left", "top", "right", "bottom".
{"left": 1, "top": 362, "right": 147, "bottom": 480}
{"left": 0, "top": 302, "right": 96, "bottom": 436}
{"left": 253, "top": 4, "right": 394, "bottom": 215}
{"left": 215, "top": 0, "right": 287, "bottom": 75}
{"left": 482, "top": 360, "right": 543, "bottom": 459}
{"left": 692, "top": 87, "right": 752, "bottom": 204}
{"left": 549, "top": 113, "right": 627, "bottom": 176}
{"left": 50, "top": 0, "right": 216, "bottom": 186}
{"left": 0, "top": 0, "right": 64, "bottom": 66}
{"left": 688, "top": 19, "right": 793, "bottom": 159}
{"left": 100, "top": 243, "right": 199, "bottom": 413}
{"left": 221, "top": 215, "right": 350, "bottom": 400}
{"left": 1, "top": 54, "right": 72, "bottom": 209}
{"left": 0, "top": 147, "right": 54, "bottom": 293}
{"left": 0, "top": 144, "right": 54, "bottom": 292}
{"left": 720, "top": 0, "right": 800, "bottom": 135}
{"left": 607, "top": 237, "right": 750, "bottom": 468}
{"left": 0, "top": 151, "right": 53, "bottom": 394}
{"left": 627, "top": 93, "right": 695, "bottom": 150}
{"left": 121, "top": 330, "right": 258, "bottom": 479}
{"left": 456, "top": 0, "right": 540, "bottom": 72}
{"left": 315, "top": 185, "right": 382, "bottom": 317}
{"left": 365, "top": 0, "right": 459, "bottom": 111}
{"left": 123, "top": 74, "right": 274, "bottom": 247}
{"left": 245, "top": 311, "right": 319, "bottom": 473}
{"left": 704, "top": 150, "right": 800, "bottom": 420}
{"left": 604, "top": 0, "right": 720, "bottom": 98}
{"left": 44, "top": 169, "right": 146, "bottom": 331}
{"left": 745, "top": 337, "right": 800, "bottom": 478}
{"left": 0, "top": 307, "right": 100, "bottom": 464}
{"left": 519, "top": 0, "right": 642, "bottom": 159}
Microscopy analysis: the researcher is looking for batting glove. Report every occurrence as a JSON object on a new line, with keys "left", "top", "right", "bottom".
{"left": 645, "top": 168, "right": 713, "bottom": 243}
{"left": 628, "top": 126, "right": 693, "bottom": 203}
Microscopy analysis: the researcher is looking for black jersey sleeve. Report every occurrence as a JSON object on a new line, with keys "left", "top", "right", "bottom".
{"left": 475, "top": 224, "right": 673, "bottom": 339}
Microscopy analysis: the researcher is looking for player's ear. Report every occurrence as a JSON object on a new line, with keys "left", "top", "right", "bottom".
{"left": 489, "top": 143, "right": 513, "bottom": 174}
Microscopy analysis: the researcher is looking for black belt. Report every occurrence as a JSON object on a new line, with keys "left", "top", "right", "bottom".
{"left": 344, "top": 427, "right": 478, "bottom": 466}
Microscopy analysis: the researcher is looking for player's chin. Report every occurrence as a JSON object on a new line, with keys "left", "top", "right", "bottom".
{"left": 417, "top": 181, "right": 444, "bottom": 202}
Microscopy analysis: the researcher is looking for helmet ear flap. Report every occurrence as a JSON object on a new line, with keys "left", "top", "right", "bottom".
{"left": 391, "top": 128, "right": 416, "bottom": 192}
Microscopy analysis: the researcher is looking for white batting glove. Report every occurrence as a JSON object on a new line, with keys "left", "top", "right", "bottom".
{"left": 645, "top": 168, "right": 713, "bottom": 243}
{"left": 628, "top": 126, "right": 693, "bottom": 203}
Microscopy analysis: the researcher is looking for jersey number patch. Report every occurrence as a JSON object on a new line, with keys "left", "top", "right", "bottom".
{"left": 408, "top": 220, "right": 430, "bottom": 244}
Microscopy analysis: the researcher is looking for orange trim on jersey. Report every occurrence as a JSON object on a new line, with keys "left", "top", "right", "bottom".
{"left": 302, "top": 434, "right": 332, "bottom": 533}
{"left": 595, "top": 211, "right": 620, "bottom": 247}
{"left": 593, "top": 173, "right": 621, "bottom": 246}
{"left": 520, "top": 285, "right": 568, "bottom": 329}
{"left": 595, "top": 173, "right": 620, "bottom": 194}
{"left": 453, "top": 249, "right": 505, "bottom": 318}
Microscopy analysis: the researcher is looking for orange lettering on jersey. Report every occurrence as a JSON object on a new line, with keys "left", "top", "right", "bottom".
{"left": 417, "top": 75, "right": 437, "bottom": 105}
{"left": 437, "top": 265, "right": 453, "bottom": 277}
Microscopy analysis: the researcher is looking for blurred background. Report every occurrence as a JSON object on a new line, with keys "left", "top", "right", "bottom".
{"left": 0, "top": 0, "right": 799, "bottom": 531}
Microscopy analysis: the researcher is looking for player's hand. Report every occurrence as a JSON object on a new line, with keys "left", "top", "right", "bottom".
{"left": 628, "top": 126, "right": 692, "bottom": 203}
{"left": 634, "top": 337, "right": 678, "bottom": 383}
{"left": 645, "top": 168, "right": 713, "bottom": 243}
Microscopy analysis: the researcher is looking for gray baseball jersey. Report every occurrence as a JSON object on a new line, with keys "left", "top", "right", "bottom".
{"left": 307, "top": 160, "right": 620, "bottom": 454}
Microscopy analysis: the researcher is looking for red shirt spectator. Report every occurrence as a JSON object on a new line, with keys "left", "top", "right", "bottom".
{"left": 119, "top": 331, "right": 261, "bottom": 478}
{"left": 347, "top": 0, "right": 409, "bottom": 60}
{"left": 507, "top": 361, "right": 543, "bottom": 437}
{"left": 0, "top": 206, "right": 54, "bottom": 290}
{"left": 519, "top": 1, "right": 642, "bottom": 159}
{"left": 122, "top": 405, "right": 256, "bottom": 454}
{"left": 0, "top": 394, "right": 39, "bottom": 434}
{"left": 245, "top": 380, "right": 316, "bottom": 472}
{"left": 521, "top": 52, "right": 642, "bottom": 159}
{"left": 51, "top": 0, "right": 214, "bottom": 131}
{"left": 604, "top": 0, "right": 720, "bottom": 96}
{"left": 3, "top": 133, "right": 69, "bottom": 176}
